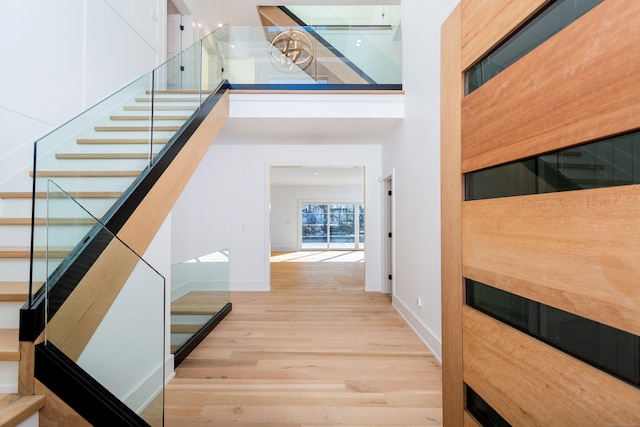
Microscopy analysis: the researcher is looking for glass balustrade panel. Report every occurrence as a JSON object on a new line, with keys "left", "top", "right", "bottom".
{"left": 228, "top": 25, "right": 402, "bottom": 85}
{"left": 171, "top": 249, "right": 230, "bottom": 352}
{"left": 30, "top": 26, "right": 228, "bottom": 304}
{"left": 45, "top": 180, "right": 165, "bottom": 426}
{"left": 30, "top": 74, "right": 154, "bottom": 303}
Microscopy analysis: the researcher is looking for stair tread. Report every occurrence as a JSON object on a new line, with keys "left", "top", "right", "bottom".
{"left": 110, "top": 115, "right": 190, "bottom": 121}
{"left": 0, "top": 394, "right": 46, "bottom": 426}
{"left": 145, "top": 89, "right": 212, "bottom": 95}
{"left": 77, "top": 138, "right": 169, "bottom": 144}
{"left": 56, "top": 153, "right": 154, "bottom": 160}
{"left": 0, "top": 218, "right": 97, "bottom": 226}
{"left": 95, "top": 125, "right": 181, "bottom": 132}
{"left": 0, "top": 282, "right": 29, "bottom": 302}
{"left": 30, "top": 170, "right": 141, "bottom": 178}
{"left": 0, "top": 191, "right": 122, "bottom": 199}
{"left": 171, "top": 324, "right": 204, "bottom": 334}
{"left": 0, "top": 329, "right": 19, "bottom": 361}
{"left": 135, "top": 97, "right": 202, "bottom": 103}
{"left": 124, "top": 105, "right": 198, "bottom": 111}
{"left": 0, "top": 246, "right": 74, "bottom": 259}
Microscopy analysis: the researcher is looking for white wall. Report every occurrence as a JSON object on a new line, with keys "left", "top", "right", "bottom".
{"left": 381, "top": 0, "right": 458, "bottom": 363}
{"left": 271, "top": 184, "right": 363, "bottom": 251}
{"left": 171, "top": 142, "right": 382, "bottom": 292}
{"left": 0, "top": 0, "right": 165, "bottom": 190}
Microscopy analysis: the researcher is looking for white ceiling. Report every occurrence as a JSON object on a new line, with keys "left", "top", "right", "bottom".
{"left": 174, "top": 0, "right": 393, "bottom": 187}
{"left": 179, "top": 0, "right": 401, "bottom": 32}
{"left": 271, "top": 166, "right": 364, "bottom": 186}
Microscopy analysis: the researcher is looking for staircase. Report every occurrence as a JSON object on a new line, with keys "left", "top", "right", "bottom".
{"left": 0, "top": 90, "right": 204, "bottom": 425}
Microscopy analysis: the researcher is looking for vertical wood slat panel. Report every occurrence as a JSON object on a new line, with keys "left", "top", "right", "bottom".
{"left": 462, "top": 185, "right": 640, "bottom": 337}
{"left": 461, "top": 0, "right": 640, "bottom": 173}
{"left": 440, "top": 5, "right": 464, "bottom": 427}
{"left": 460, "top": 0, "right": 548, "bottom": 71}
{"left": 463, "top": 307, "right": 640, "bottom": 427}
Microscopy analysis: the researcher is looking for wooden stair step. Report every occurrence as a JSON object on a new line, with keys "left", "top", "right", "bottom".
{"left": 0, "top": 330, "right": 19, "bottom": 361}
{"left": 171, "top": 309, "right": 218, "bottom": 316}
{"left": 171, "top": 324, "right": 203, "bottom": 334}
{"left": 56, "top": 153, "right": 154, "bottom": 160}
{"left": 123, "top": 105, "right": 197, "bottom": 111}
{"left": 77, "top": 138, "right": 169, "bottom": 145}
{"left": 145, "top": 89, "right": 212, "bottom": 95}
{"left": 0, "top": 283, "right": 29, "bottom": 302}
{"left": 30, "top": 170, "right": 141, "bottom": 178}
{"left": 0, "top": 247, "right": 74, "bottom": 259}
{"left": 0, "top": 191, "right": 122, "bottom": 199}
{"left": 109, "top": 115, "right": 190, "bottom": 121}
{"left": 135, "top": 97, "right": 201, "bottom": 103}
{"left": 0, "top": 394, "right": 46, "bottom": 427}
{"left": 94, "top": 125, "right": 180, "bottom": 132}
{"left": 0, "top": 218, "right": 97, "bottom": 226}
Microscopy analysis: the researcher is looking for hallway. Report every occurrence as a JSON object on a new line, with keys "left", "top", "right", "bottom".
{"left": 165, "top": 251, "right": 442, "bottom": 426}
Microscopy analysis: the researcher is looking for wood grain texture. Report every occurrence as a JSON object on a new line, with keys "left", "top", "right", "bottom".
{"left": 461, "top": 1, "right": 640, "bottom": 172}
{"left": 461, "top": 0, "right": 548, "bottom": 70}
{"left": 0, "top": 282, "right": 29, "bottom": 302}
{"left": 463, "top": 411, "right": 482, "bottom": 427}
{"left": 166, "top": 252, "right": 442, "bottom": 426}
{"left": 76, "top": 138, "right": 168, "bottom": 144}
{"left": 463, "top": 307, "right": 640, "bottom": 426}
{"left": 46, "top": 239, "right": 143, "bottom": 361}
{"left": 18, "top": 342, "right": 34, "bottom": 396}
{"left": 117, "top": 91, "right": 229, "bottom": 254}
{"left": 462, "top": 185, "right": 640, "bottom": 336}
{"left": 0, "top": 330, "right": 19, "bottom": 361}
{"left": 45, "top": 91, "right": 230, "bottom": 361}
{"left": 0, "top": 394, "right": 45, "bottom": 427}
{"left": 34, "top": 380, "right": 90, "bottom": 427}
{"left": 440, "top": 6, "right": 464, "bottom": 427}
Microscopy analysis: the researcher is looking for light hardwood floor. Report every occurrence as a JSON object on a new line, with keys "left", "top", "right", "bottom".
{"left": 165, "top": 251, "right": 443, "bottom": 426}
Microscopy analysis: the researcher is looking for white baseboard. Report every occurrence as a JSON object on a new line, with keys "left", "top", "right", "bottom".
{"left": 392, "top": 296, "right": 442, "bottom": 364}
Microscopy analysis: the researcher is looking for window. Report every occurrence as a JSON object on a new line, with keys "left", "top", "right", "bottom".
{"left": 301, "top": 203, "right": 364, "bottom": 250}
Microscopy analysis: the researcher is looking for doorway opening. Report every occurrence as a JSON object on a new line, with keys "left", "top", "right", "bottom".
{"left": 269, "top": 166, "right": 365, "bottom": 292}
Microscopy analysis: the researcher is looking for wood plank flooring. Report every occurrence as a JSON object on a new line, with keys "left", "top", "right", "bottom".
{"left": 165, "top": 251, "right": 442, "bottom": 426}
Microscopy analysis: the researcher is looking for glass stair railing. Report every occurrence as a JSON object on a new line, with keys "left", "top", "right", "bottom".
{"left": 170, "top": 249, "right": 231, "bottom": 366}
{"left": 27, "top": 27, "right": 228, "bottom": 307}
{"left": 39, "top": 181, "right": 165, "bottom": 426}
{"left": 279, "top": 5, "right": 402, "bottom": 85}
{"left": 251, "top": 6, "right": 402, "bottom": 87}
{"left": 17, "top": 25, "right": 230, "bottom": 427}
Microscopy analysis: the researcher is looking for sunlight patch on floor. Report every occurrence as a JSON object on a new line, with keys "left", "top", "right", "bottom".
{"left": 271, "top": 251, "right": 364, "bottom": 263}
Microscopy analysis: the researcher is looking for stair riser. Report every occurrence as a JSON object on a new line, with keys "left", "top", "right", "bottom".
{"left": 2, "top": 198, "right": 119, "bottom": 218}
{"left": 0, "top": 258, "right": 58, "bottom": 283}
{"left": 38, "top": 159, "right": 150, "bottom": 171}
{"left": 78, "top": 130, "right": 181, "bottom": 141}
{"left": 0, "top": 361, "right": 18, "bottom": 393}
{"left": 33, "top": 177, "right": 138, "bottom": 193}
{"left": 0, "top": 302, "right": 23, "bottom": 329}
{"left": 1, "top": 225, "right": 94, "bottom": 247}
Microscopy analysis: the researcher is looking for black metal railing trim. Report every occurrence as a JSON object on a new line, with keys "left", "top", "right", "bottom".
{"left": 173, "top": 302, "right": 232, "bottom": 367}
{"left": 35, "top": 342, "right": 151, "bottom": 427}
